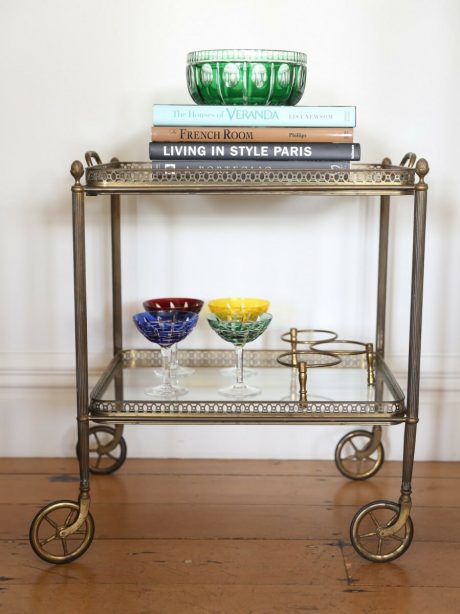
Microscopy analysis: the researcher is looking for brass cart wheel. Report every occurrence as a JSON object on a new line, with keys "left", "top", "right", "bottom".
{"left": 29, "top": 500, "right": 95, "bottom": 564}
{"left": 350, "top": 500, "right": 414, "bottom": 563}
{"left": 76, "top": 425, "right": 127, "bottom": 475}
{"left": 335, "top": 430, "right": 384, "bottom": 480}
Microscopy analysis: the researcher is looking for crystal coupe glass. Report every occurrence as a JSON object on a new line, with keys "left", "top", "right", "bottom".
{"left": 207, "top": 312, "right": 272, "bottom": 398}
{"left": 133, "top": 310, "right": 199, "bottom": 398}
{"left": 208, "top": 297, "right": 270, "bottom": 378}
{"left": 143, "top": 297, "right": 204, "bottom": 376}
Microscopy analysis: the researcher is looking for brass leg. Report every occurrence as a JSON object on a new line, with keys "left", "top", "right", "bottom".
{"left": 350, "top": 159, "right": 429, "bottom": 562}
{"left": 402, "top": 160, "right": 429, "bottom": 495}
{"left": 376, "top": 194, "right": 390, "bottom": 356}
{"left": 71, "top": 162, "right": 90, "bottom": 495}
{"left": 29, "top": 161, "right": 95, "bottom": 564}
{"left": 111, "top": 190, "right": 123, "bottom": 355}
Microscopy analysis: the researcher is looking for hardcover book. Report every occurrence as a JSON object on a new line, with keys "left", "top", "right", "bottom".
{"left": 151, "top": 126, "right": 354, "bottom": 143}
{"left": 152, "top": 105, "right": 356, "bottom": 128}
{"left": 151, "top": 159, "right": 351, "bottom": 171}
{"left": 148, "top": 142, "right": 360, "bottom": 161}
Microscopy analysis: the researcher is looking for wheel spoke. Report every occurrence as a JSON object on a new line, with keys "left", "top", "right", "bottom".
{"left": 359, "top": 530, "right": 378, "bottom": 538}
{"left": 349, "top": 440, "right": 359, "bottom": 453}
{"left": 106, "top": 452, "right": 118, "bottom": 461}
{"left": 369, "top": 511, "right": 380, "bottom": 528}
{"left": 44, "top": 516, "right": 59, "bottom": 529}
{"left": 62, "top": 539, "right": 69, "bottom": 555}
{"left": 64, "top": 510, "right": 75, "bottom": 528}
{"left": 40, "top": 533, "right": 58, "bottom": 546}
{"left": 377, "top": 537, "right": 383, "bottom": 555}
{"left": 383, "top": 512, "right": 399, "bottom": 528}
{"left": 93, "top": 432, "right": 102, "bottom": 448}
{"left": 387, "top": 533, "right": 404, "bottom": 544}
{"left": 95, "top": 455, "right": 102, "bottom": 469}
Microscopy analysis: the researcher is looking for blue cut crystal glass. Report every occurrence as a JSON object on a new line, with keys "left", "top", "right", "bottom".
{"left": 142, "top": 297, "right": 204, "bottom": 377}
{"left": 133, "top": 310, "right": 199, "bottom": 398}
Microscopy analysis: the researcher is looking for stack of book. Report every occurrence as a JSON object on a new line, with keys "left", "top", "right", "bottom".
{"left": 149, "top": 104, "right": 359, "bottom": 171}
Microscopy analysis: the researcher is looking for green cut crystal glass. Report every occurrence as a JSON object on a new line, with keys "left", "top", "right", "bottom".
{"left": 187, "top": 49, "right": 307, "bottom": 106}
{"left": 207, "top": 312, "right": 272, "bottom": 398}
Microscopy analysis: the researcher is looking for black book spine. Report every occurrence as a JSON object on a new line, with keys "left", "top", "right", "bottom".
{"left": 151, "top": 159, "right": 351, "bottom": 170}
{"left": 149, "top": 142, "right": 361, "bottom": 161}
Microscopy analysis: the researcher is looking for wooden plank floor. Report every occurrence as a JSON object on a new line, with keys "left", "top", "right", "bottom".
{"left": 0, "top": 458, "right": 459, "bottom": 614}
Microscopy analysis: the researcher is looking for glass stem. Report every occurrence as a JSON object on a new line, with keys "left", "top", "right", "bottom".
{"left": 235, "top": 345, "right": 244, "bottom": 387}
{"left": 161, "top": 346, "right": 172, "bottom": 388}
{"left": 170, "top": 343, "right": 178, "bottom": 370}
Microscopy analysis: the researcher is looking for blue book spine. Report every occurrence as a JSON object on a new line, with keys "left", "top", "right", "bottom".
{"left": 153, "top": 105, "right": 356, "bottom": 128}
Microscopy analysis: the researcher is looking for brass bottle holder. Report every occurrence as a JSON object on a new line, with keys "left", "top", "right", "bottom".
{"left": 280, "top": 328, "right": 338, "bottom": 368}
{"left": 277, "top": 331, "right": 376, "bottom": 404}
{"left": 277, "top": 349, "right": 342, "bottom": 404}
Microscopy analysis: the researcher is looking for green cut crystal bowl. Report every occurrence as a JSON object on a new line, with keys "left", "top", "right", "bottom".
{"left": 186, "top": 49, "right": 307, "bottom": 106}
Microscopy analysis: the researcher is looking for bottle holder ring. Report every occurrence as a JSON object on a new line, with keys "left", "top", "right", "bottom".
{"left": 310, "top": 339, "right": 376, "bottom": 385}
{"left": 280, "top": 328, "right": 338, "bottom": 346}
{"left": 277, "top": 350, "right": 342, "bottom": 369}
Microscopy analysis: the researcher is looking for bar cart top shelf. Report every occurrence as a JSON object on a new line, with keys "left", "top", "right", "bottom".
{"left": 78, "top": 151, "right": 428, "bottom": 196}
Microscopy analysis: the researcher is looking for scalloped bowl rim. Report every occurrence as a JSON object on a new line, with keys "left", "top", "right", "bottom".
{"left": 187, "top": 49, "right": 307, "bottom": 65}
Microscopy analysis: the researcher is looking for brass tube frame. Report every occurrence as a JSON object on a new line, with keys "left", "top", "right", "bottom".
{"left": 376, "top": 190, "right": 390, "bottom": 355}
{"left": 111, "top": 187, "right": 124, "bottom": 439}
{"left": 402, "top": 160, "right": 429, "bottom": 495}
{"left": 71, "top": 161, "right": 90, "bottom": 495}
{"left": 66, "top": 152, "right": 428, "bottom": 560}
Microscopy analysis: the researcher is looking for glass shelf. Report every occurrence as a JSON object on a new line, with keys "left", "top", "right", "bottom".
{"left": 89, "top": 349, "right": 405, "bottom": 425}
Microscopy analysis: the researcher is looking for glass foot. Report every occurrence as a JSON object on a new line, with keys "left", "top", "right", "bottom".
{"left": 145, "top": 384, "right": 188, "bottom": 398}
{"left": 218, "top": 383, "right": 260, "bottom": 398}
{"left": 154, "top": 365, "right": 195, "bottom": 377}
{"left": 219, "top": 366, "right": 256, "bottom": 378}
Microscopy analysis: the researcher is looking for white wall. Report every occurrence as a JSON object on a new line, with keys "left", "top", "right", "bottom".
{"left": 0, "top": 0, "right": 459, "bottom": 459}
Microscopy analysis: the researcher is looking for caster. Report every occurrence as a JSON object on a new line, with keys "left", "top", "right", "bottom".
{"left": 77, "top": 425, "right": 127, "bottom": 474}
{"left": 29, "top": 500, "right": 95, "bottom": 564}
{"left": 350, "top": 500, "right": 414, "bottom": 562}
{"left": 335, "top": 429, "right": 384, "bottom": 480}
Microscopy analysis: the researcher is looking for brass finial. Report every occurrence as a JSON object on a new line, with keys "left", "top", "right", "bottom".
{"left": 382, "top": 157, "right": 392, "bottom": 167}
{"left": 70, "top": 160, "right": 84, "bottom": 185}
{"left": 415, "top": 158, "right": 429, "bottom": 191}
{"left": 110, "top": 157, "right": 120, "bottom": 164}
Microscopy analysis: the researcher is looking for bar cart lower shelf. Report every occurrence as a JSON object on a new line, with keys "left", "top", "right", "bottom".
{"left": 28, "top": 152, "right": 428, "bottom": 565}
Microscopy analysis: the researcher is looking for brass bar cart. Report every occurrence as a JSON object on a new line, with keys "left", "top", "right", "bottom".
{"left": 29, "top": 152, "right": 429, "bottom": 564}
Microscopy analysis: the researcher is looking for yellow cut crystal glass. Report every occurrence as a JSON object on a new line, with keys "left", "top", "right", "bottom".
{"left": 207, "top": 297, "right": 270, "bottom": 322}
